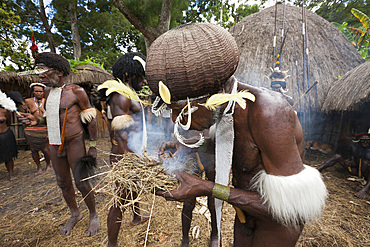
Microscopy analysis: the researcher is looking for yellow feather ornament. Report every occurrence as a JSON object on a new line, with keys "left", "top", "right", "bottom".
{"left": 97, "top": 79, "right": 143, "bottom": 103}
{"left": 202, "top": 90, "right": 255, "bottom": 110}
{"left": 158, "top": 81, "right": 171, "bottom": 104}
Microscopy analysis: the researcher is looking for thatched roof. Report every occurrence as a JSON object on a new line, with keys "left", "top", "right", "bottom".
{"left": 321, "top": 60, "right": 370, "bottom": 113}
{"left": 0, "top": 64, "right": 113, "bottom": 96}
{"left": 0, "top": 71, "right": 41, "bottom": 96}
{"left": 231, "top": 4, "right": 365, "bottom": 111}
{"left": 67, "top": 64, "right": 114, "bottom": 87}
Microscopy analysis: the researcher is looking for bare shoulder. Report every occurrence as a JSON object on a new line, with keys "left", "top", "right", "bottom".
{"left": 24, "top": 98, "right": 33, "bottom": 105}
{"left": 238, "top": 82, "right": 291, "bottom": 115}
{"left": 110, "top": 92, "right": 130, "bottom": 105}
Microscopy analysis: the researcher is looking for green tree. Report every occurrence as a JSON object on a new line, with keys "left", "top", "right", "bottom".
{"left": 333, "top": 8, "right": 370, "bottom": 60}
{"left": 0, "top": 2, "right": 32, "bottom": 71}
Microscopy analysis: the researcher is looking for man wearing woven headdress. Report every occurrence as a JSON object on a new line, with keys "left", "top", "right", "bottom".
{"left": 23, "top": 82, "right": 52, "bottom": 175}
{"left": 318, "top": 131, "right": 370, "bottom": 199}
{"left": 18, "top": 52, "right": 100, "bottom": 236}
{"left": 143, "top": 23, "right": 327, "bottom": 247}
{"left": 0, "top": 91, "right": 18, "bottom": 181}
{"left": 97, "top": 52, "right": 151, "bottom": 247}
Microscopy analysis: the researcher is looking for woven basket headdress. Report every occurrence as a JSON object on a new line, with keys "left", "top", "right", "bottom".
{"left": 146, "top": 23, "right": 239, "bottom": 102}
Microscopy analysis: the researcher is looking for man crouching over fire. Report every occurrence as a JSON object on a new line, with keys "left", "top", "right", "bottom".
{"left": 145, "top": 23, "right": 327, "bottom": 247}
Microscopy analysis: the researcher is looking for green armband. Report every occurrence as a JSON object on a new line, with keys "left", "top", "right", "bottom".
{"left": 89, "top": 140, "right": 96, "bottom": 147}
{"left": 38, "top": 117, "right": 46, "bottom": 125}
{"left": 212, "top": 183, "right": 230, "bottom": 201}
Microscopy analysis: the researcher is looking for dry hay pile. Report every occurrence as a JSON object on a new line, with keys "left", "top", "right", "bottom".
{"left": 92, "top": 152, "right": 177, "bottom": 211}
{"left": 91, "top": 151, "right": 201, "bottom": 213}
{"left": 0, "top": 140, "right": 369, "bottom": 246}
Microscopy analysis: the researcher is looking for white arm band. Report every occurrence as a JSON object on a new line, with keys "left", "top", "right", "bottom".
{"left": 111, "top": 115, "right": 134, "bottom": 131}
{"left": 80, "top": 108, "right": 97, "bottom": 124}
{"left": 251, "top": 165, "right": 327, "bottom": 226}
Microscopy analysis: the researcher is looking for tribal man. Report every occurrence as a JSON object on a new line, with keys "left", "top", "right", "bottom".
{"left": 98, "top": 52, "right": 151, "bottom": 247}
{"left": 18, "top": 52, "right": 100, "bottom": 236}
{"left": 145, "top": 23, "right": 327, "bottom": 246}
{"left": 318, "top": 131, "right": 370, "bottom": 199}
{"left": 24, "top": 83, "right": 52, "bottom": 175}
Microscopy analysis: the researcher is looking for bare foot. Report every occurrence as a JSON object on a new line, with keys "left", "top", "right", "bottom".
{"left": 180, "top": 237, "right": 190, "bottom": 247}
{"left": 9, "top": 176, "right": 17, "bottom": 181}
{"left": 355, "top": 190, "right": 368, "bottom": 199}
{"left": 131, "top": 212, "right": 155, "bottom": 226}
{"left": 60, "top": 213, "right": 83, "bottom": 235}
{"left": 209, "top": 237, "right": 218, "bottom": 247}
{"left": 45, "top": 166, "right": 53, "bottom": 172}
{"left": 86, "top": 213, "right": 100, "bottom": 236}
{"left": 35, "top": 169, "right": 43, "bottom": 175}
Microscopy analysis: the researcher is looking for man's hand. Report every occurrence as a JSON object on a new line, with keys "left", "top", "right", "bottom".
{"left": 156, "top": 170, "right": 212, "bottom": 202}
{"left": 159, "top": 140, "right": 179, "bottom": 154}
{"left": 17, "top": 112, "right": 38, "bottom": 126}
{"left": 87, "top": 146, "right": 97, "bottom": 159}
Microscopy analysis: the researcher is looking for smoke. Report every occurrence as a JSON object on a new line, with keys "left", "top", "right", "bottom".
{"left": 127, "top": 110, "right": 214, "bottom": 176}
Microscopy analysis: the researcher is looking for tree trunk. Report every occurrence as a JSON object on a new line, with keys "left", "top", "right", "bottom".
{"left": 38, "top": 0, "right": 56, "bottom": 53}
{"left": 69, "top": 2, "right": 81, "bottom": 60}
{"left": 112, "top": 0, "right": 173, "bottom": 45}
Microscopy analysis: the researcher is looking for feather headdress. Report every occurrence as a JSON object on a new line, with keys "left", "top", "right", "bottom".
{"left": 97, "top": 79, "right": 144, "bottom": 104}
{"left": 201, "top": 90, "right": 255, "bottom": 111}
{"left": 0, "top": 89, "right": 17, "bottom": 112}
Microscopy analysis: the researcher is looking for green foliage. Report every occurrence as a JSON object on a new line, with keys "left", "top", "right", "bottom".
{"left": 69, "top": 56, "right": 105, "bottom": 72}
{"left": 0, "top": 2, "right": 33, "bottom": 71}
{"left": 183, "top": 0, "right": 259, "bottom": 29}
{"left": 334, "top": 8, "right": 370, "bottom": 61}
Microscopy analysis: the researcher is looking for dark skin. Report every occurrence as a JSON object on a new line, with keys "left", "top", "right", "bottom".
{"left": 106, "top": 76, "right": 152, "bottom": 247}
{"left": 24, "top": 85, "right": 52, "bottom": 175}
{"left": 157, "top": 78, "right": 305, "bottom": 247}
{"left": 18, "top": 65, "right": 100, "bottom": 236}
{"left": 158, "top": 133, "right": 218, "bottom": 247}
{"left": 0, "top": 108, "right": 16, "bottom": 181}
{"left": 318, "top": 136, "right": 370, "bottom": 199}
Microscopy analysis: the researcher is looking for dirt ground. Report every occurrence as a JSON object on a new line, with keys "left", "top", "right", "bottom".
{"left": 0, "top": 137, "right": 369, "bottom": 247}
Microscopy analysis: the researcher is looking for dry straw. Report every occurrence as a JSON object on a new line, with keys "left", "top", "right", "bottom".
{"left": 90, "top": 151, "right": 200, "bottom": 212}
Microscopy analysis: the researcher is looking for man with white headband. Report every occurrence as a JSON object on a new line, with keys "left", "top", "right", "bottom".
{"left": 24, "top": 82, "right": 52, "bottom": 175}
{"left": 145, "top": 23, "right": 327, "bottom": 247}
{"left": 18, "top": 52, "right": 100, "bottom": 237}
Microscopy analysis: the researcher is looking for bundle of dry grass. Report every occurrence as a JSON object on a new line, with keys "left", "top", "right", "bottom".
{"left": 92, "top": 152, "right": 178, "bottom": 210}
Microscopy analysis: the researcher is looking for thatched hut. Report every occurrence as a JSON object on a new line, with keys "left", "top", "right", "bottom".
{"left": 230, "top": 4, "right": 365, "bottom": 141}
{"left": 319, "top": 61, "right": 370, "bottom": 147}
{"left": 0, "top": 71, "right": 41, "bottom": 97}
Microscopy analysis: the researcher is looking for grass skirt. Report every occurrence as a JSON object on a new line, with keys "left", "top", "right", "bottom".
{"left": 0, "top": 128, "right": 17, "bottom": 163}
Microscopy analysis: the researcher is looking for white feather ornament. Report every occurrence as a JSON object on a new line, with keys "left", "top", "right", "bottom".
{"left": 97, "top": 79, "right": 143, "bottom": 103}
{"left": 158, "top": 81, "right": 171, "bottom": 104}
{"left": 0, "top": 89, "right": 17, "bottom": 112}
{"left": 133, "top": 56, "right": 146, "bottom": 71}
{"left": 202, "top": 90, "right": 255, "bottom": 110}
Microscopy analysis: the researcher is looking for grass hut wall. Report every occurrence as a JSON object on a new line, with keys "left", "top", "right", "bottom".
{"left": 319, "top": 60, "right": 370, "bottom": 148}
{"left": 230, "top": 4, "right": 365, "bottom": 142}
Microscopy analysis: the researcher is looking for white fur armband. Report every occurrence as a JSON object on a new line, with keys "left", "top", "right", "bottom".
{"left": 111, "top": 115, "right": 134, "bottom": 131}
{"left": 80, "top": 108, "right": 97, "bottom": 124}
{"left": 251, "top": 165, "right": 327, "bottom": 226}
